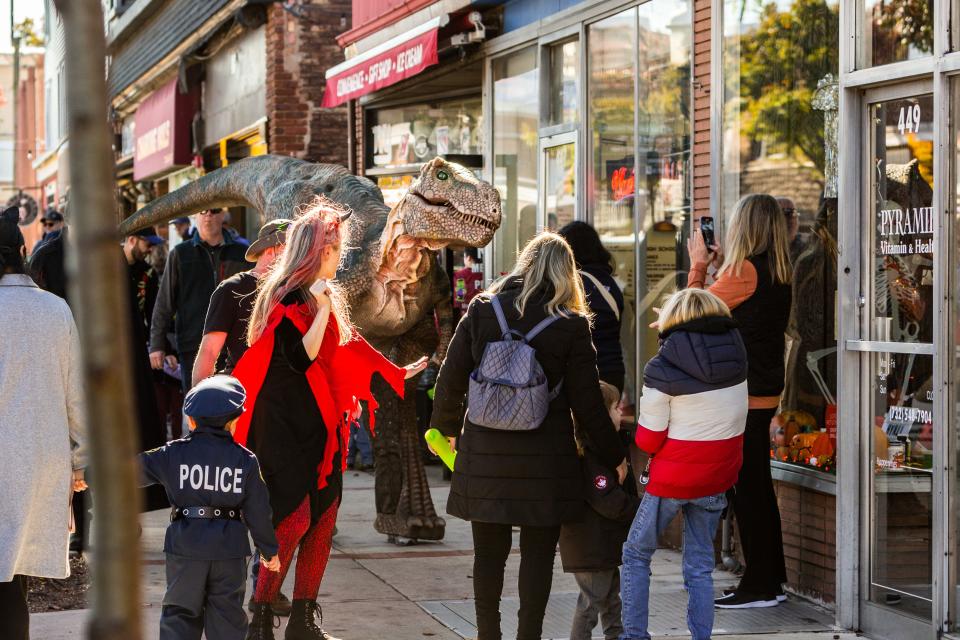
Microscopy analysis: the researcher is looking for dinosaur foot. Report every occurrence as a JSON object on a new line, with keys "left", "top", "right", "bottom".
{"left": 375, "top": 513, "right": 446, "bottom": 541}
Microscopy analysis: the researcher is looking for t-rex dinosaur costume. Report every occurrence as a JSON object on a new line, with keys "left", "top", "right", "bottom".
{"left": 120, "top": 155, "right": 502, "bottom": 540}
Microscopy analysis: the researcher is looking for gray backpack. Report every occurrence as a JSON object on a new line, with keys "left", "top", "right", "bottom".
{"left": 467, "top": 296, "right": 562, "bottom": 431}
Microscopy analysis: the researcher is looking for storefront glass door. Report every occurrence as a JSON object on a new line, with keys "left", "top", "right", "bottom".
{"left": 540, "top": 132, "right": 577, "bottom": 231}
{"left": 857, "top": 86, "right": 936, "bottom": 636}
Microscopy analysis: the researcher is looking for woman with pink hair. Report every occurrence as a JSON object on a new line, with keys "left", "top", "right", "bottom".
{"left": 235, "top": 200, "right": 427, "bottom": 640}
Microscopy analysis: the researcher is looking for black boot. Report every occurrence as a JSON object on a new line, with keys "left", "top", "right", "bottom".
{"left": 246, "top": 602, "right": 277, "bottom": 640}
{"left": 284, "top": 599, "right": 341, "bottom": 640}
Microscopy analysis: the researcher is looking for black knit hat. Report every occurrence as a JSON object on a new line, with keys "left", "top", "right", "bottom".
{"left": 0, "top": 206, "right": 24, "bottom": 268}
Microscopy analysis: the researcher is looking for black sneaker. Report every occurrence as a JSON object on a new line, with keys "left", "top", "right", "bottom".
{"left": 722, "top": 586, "right": 787, "bottom": 603}
{"left": 714, "top": 590, "right": 780, "bottom": 608}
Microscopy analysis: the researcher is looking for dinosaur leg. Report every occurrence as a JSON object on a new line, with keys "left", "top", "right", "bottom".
{"left": 372, "top": 376, "right": 446, "bottom": 541}
{"left": 372, "top": 376, "right": 403, "bottom": 524}
{"left": 371, "top": 323, "right": 446, "bottom": 541}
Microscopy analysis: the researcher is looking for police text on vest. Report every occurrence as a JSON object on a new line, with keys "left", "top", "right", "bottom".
{"left": 179, "top": 464, "right": 243, "bottom": 493}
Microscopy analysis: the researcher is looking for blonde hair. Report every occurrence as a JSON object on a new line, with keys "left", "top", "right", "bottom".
{"left": 247, "top": 199, "right": 353, "bottom": 346}
{"left": 486, "top": 232, "right": 590, "bottom": 318}
{"left": 717, "top": 194, "right": 792, "bottom": 285}
{"left": 658, "top": 288, "right": 731, "bottom": 333}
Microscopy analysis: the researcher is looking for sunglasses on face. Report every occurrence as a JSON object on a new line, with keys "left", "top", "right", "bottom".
{"left": 782, "top": 208, "right": 796, "bottom": 217}
{"left": 43, "top": 222, "right": 58, "bottom": 228}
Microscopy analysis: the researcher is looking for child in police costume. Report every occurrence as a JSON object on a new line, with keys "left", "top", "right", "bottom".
{"left": 139, "top": 375, "right": 280, "bottom": 640}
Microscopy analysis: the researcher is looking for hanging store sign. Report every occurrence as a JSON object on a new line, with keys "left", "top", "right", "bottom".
{"left": 322, "top": 17, "right": 445, "bottom": 108}
{"left": 133, "top": 78, "right": 199, "bottom": 181}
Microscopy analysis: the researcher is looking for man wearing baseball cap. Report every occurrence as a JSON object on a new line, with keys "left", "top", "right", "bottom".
{"left": 39, "top": 208, "right": 64, "bottom": 241}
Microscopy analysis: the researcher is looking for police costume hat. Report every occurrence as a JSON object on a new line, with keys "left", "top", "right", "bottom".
{"left": 183, "top": 375, "right": 247, "bottom": 425}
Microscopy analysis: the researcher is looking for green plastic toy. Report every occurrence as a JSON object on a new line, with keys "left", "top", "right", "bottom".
{"left": 424, "top": 428, "right": 456, "bottom": 471}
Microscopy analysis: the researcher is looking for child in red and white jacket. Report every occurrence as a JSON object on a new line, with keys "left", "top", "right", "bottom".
{"left": 620, "top": 288, "right": 748, "bottom": 640}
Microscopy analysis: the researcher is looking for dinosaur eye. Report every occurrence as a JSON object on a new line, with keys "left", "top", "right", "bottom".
{"left": 436, "top": 169, "right": 449, "bottom": 180}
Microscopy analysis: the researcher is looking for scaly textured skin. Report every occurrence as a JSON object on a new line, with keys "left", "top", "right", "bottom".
{"left": 120, "top": 155, "right": 502, "bottom": 540}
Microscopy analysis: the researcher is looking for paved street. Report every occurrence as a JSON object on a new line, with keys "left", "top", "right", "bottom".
{"left": 33, "top": 466, "right": 858, "bottom": 640}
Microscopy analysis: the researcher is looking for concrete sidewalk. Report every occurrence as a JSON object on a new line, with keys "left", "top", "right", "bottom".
{"left": 32, "top": 466, "right": 859, "bottom": 640}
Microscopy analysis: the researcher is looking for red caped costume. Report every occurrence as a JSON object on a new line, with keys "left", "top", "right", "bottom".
{"left": 233, "top": 291, "right": 405, "bottom": 603}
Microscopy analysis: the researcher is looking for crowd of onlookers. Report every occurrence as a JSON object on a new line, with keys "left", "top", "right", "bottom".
{"left": 0, "top": 191, "right": 799, "bottom": 640}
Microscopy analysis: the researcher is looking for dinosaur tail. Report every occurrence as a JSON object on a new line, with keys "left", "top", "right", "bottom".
{"left": 118, "top": 155, "right": 297, "bottom": 234}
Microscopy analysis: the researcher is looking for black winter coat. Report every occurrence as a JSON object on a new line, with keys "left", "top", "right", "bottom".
{"left": 431, "top": 280, "right": 627, "bottom": 527}
{"left": 580, "top": 264, "right": 625, "bottom": 384}
{"left": 559, "top": 447, "right": 640, "bottom": 573}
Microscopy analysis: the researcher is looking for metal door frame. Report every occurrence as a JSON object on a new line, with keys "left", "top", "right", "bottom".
{"left": 846, "top": 79, "right": 940, "bottom": 640}
{"left": 538, "top": 130, "right": 579, "bottom": 232}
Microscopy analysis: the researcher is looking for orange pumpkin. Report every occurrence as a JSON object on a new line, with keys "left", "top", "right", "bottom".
{"left": 810, "top": 431, "right": 834, "bottom": 459}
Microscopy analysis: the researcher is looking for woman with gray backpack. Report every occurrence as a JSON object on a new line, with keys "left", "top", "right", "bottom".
{"left": 430, "top": 233, "right": 627, "bottom": 640}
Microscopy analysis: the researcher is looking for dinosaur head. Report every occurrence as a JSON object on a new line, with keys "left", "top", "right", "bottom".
{"left": 371, "top": 158, "right": 501, "bottom": 322}
{"left": 399, "top": 157, "right": 501, "bottom": 248}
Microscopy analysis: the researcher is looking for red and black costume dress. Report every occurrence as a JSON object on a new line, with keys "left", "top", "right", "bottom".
{"left": 233, "top": 290, "right": 405, "bottom": 603}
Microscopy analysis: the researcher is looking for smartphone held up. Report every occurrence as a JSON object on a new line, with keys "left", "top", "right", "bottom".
{"left": 699, "top": 216, "right": 715, "bottom": 249}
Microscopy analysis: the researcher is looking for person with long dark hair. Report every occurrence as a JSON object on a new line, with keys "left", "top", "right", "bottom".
{"left": 687, "top": 194, "right": 793, "bottom": 609}
{"left": 558, "top": 221, "right": 626, "bottom": 393}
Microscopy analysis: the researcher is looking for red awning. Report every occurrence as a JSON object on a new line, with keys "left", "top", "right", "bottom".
{"left": 322, "top": 17, "right": 446, "bottom": 108}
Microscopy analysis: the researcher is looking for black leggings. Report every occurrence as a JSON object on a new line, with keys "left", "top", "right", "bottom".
{"left": 471, "top": 521, "right": 561, "bottom": 640}
{"left": 0, "top": 576, "right": 29, "bottom": 640}
{"left": 732, "top": 407, "right": 787, "bottom": 594}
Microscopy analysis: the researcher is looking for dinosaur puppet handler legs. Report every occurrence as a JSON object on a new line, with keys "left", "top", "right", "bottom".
{"left": 372, "top": 374, "right": 446, "bottom": 541}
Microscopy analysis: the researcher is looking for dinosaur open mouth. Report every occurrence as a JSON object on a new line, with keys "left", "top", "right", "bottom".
{"left": 406, "top": 193, "right": 498, "bottom": 231}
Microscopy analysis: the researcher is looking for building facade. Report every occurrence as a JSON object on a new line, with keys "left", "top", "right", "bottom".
{"left": 325, "top": 0, "right": 952, "bottom": 638}
{"left": 101, "top": 0, "right": 351, "bottom": 239}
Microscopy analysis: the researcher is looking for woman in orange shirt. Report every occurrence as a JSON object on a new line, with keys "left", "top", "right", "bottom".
{"left": 687, "top": 194, "right": 793, "bottom": 609}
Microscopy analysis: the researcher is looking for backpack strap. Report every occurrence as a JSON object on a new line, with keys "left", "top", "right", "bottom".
{"left": 524, "top": 314, "right": 560, "bottom": 342}
{"left": 490, "top": 295, "right": 514, "bottom": 340}
{"left": 579, "top": 270, "right": 621, "bottom": 321}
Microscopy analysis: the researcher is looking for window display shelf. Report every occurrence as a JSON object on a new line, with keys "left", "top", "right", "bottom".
{"left": 874, "top": 469, "right": 933, "bottom": 494}
{"left": 771, "top": 460, "right": 837, "bottom": 495}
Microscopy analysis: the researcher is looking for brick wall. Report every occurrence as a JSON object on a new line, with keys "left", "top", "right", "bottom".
{"left": 774, "top": 481, "right": 837, "bottom": 603}
{"left": 691, "top": 0, "right": 711, "bottom": 218}
{"left": 265, "top": 1, "right": 351, "bottom": 164}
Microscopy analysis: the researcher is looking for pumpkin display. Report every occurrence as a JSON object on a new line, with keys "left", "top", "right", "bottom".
{"left": 789, "top": 432, "right": 820, "bottom": 463}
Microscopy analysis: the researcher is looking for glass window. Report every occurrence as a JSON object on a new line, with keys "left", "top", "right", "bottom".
{"left": 587, "top": 2, "right": 691, "bottom": 411}
{"left": 865, "top": 94, "right": 934, "bottom": 619}
{"left": 543, "top": 140, "right": 576, "bottom": 231}
{"left": 589, "top": 8, "right": 638, "bottom": 402}
{"left": 492, "top": 47, "right": 539, "bottom": 276}
{"left": 864, "top": 0, "right": 933, "bottom": 67}
{"left": 367, "top": 97, "right": 482, "bottom": 170}
{"left": 637, "top": 0, "right": 692, "bottom": 398}
{"left": 548, "top": 39, "right": 579, "bottom": 126}
{"left": 722, "top": 0, "right": 841, "bottom": 475}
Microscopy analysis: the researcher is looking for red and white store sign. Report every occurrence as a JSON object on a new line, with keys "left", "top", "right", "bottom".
{"left": 322, "top": 27, "right": 439, "bottom": 108}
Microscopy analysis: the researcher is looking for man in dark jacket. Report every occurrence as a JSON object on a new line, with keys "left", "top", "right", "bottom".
{"left": 149, "top": 209, "right": 250, "bottom": 392}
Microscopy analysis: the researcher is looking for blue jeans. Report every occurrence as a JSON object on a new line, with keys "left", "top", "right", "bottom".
{"left": 620, "top": 492, "right": 726, "bottom": 640}
{"left": 348, "top": 418, "right": 373, "bottom": 466}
